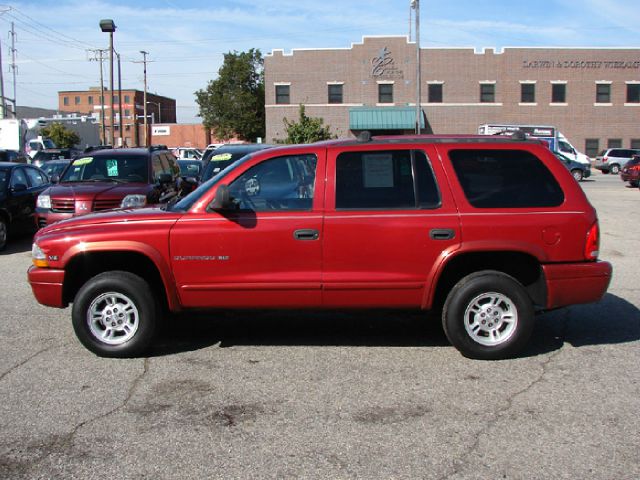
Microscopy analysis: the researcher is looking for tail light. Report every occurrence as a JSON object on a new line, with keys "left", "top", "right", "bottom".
{"left": 630, "top": 165, "right": 640, "bottom": 172}
{"left": 584, "top": 222, "right": 600, "bottom": 261}
{"left": 603, "top": 156, "right": 608, "bottom": 163}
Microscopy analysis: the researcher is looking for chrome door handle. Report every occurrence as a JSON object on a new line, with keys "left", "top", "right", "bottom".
{"left": 293, "top": 229, "right": 319, "bottom": 240}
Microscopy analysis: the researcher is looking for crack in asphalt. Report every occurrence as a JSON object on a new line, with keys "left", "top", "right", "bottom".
{"left": 439, "top": 311, "right": 570, "bottom": 480}
{"left": 58, "top": 357, "right": 150, "bottom": 451}
{"left": 0, "top": 344, "right": 55, "bottom": 383}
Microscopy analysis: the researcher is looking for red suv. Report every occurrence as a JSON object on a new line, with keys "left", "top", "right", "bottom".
{"left": 35, "top": 147, "right": 181, "bottom": 228}
{"left": 620, "top": 155, "right": 640, "bottom": 187}
{"left": 28, "top": 135, "right": 612, "bottom": 359}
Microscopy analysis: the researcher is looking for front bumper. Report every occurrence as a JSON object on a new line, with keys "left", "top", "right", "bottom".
{"left": 542, "top": 261, "right": 612, "bottom": 310}
{"left": 28, "top": 266, "right": 67, "bottom": 308}
{"left": 35, "top": 208, "right": 73, "bottom": 229}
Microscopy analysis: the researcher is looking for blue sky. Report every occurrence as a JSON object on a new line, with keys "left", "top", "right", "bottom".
{"left": 2, "top": 0, "right": 639, "bottom": 122}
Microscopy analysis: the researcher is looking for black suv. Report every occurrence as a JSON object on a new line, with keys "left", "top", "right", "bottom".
{"left": 35, "top": 146, "right": 182, "bottom": 228}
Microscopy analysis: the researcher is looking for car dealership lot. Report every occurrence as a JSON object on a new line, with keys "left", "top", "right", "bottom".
{"left": 1, "top": 171, "right": 638, "bottom": 479}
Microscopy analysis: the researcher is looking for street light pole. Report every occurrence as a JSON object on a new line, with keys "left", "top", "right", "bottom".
{"left": 99, "top": 19, "right": 117, "bottom": 146}
{"left": 147, "top": 101, "right": 161, "bottom": 123}
{"left": 117, "top": 52, "right": 124, "bottom": 147}
{"left": 412, "top": 0, "right": 422, "bottom": 134}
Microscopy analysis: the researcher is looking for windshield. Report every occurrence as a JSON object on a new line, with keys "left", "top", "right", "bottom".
{"left": 168, "top": 156, "right": 251, "bottom": 212}
{"left": 61, "top": 155, "right": 149, "bottom": 183}
{"left": 43, "top": 139, "right": 56, "bottom": 149}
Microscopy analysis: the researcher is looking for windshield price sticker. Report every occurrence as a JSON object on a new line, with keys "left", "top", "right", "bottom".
{"left": 73, "top": 157, "right": 93, "bottom": 166}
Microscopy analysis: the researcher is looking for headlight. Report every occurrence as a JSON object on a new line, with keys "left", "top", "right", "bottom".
{"left": 36, "top": 194, "right": 51, "bottom": 209}
{"left": 31, "top": 243, "right": 49, "bottom": 268}
{"left": 120, "top": 194, "right": 147, "bottom": 209}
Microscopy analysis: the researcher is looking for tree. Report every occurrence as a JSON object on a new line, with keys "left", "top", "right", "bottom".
{"left": 40, "top": 122, "right": 80, "bottom": 148}
{"left": 195, "top": 49, "right": 265, "bottom": 141}
{"left": 280, "top": 105, "right": 335, "bottom": 144}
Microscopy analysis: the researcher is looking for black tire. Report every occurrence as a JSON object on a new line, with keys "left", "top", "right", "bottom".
{"left": 630, "top": 181, "right": 638, "bottom": 188}
{"left": 72, "top": 271, "right": 158, "bottom": 357}
{"left": 571, "top": 169, "right": 583, "bottom": 182}
{"left": 0, "top": 217, "right": 7, "bottom": 251}
{"left": 442, "top": 271, "right": 535, "bottom": 360}
{"left": 610, "top": 164, "right": 620, "bottom": 174}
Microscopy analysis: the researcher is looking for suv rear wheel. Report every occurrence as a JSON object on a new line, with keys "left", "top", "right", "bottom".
{"left": 72, "top": 271, "right": 158, "bottom": 357}
{"left": 610, "top": 164, "right": 620, "bottom": 174}
{"left": 442, "top": 271, "right": 534, "bottom": 360}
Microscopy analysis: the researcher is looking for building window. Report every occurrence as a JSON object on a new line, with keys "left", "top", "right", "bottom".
{"left": 63, "top": 97, "right": 69, "bottom": 106}
{"left": 480, "top": 83, "right": 495, "bottom": 103}
{"left": 596, "top": 83, "right": 611, "bottom": 103}
{"left": 631, "top": 139, "right": 640, "bottom": 149}
{"left": 626, "top": 84, "right": 640, "bottom": 103}
{"left": 608, "top": 139, "right": 622, "bottom": 149}
{"left": 124, "top": 109, "right": 131, "bottom": 117}
{"left": 378, "top": 83, "right": 393, "bottom": 104}
{"left": 88, "top": 96, "right": 93, "bottom": 105}
{"left": 328, "top": 84, "right": 343, "bottom": 104}
{"left": 428, "top": 83, "right": 443, "bottom": 103}
{"left": 520, "top": 83, "right": 535, "bottom": 103}
{"left": 275, "top": 85, "right": 290, "bottom": 104}
{"left": 113, "top": 95, "right": 119, "bottom": 104}
{"left": 74, "top": 96, "right": 81, "bottom": 105}
{"left": 585, "top": 139, "right": 599, "bottom": 158}
{"left": 552, "top": 83, "right": 566, "bottom": 103}
{"left": 124, "top": 95, "right": 131, "bottom": 103}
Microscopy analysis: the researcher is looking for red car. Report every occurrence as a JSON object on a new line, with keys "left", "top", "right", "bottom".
{"left": 29, "top": 135, "right": 612, "bottom": 360}
{"left": 620, "top": 155, "right": 640, "bottom": 187}
{"left": 35, "top": 147, "right": 181, "bottom": 229}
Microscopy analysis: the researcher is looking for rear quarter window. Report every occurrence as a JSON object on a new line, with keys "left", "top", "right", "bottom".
{"left": 450, "top": 149, "right": 564, "bottom": 208}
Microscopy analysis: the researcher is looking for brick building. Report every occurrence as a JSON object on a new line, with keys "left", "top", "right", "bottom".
{"left": 265, "top": 36, "right": 640, "bottom": 157}
{"left": 58, "top": 88, "right": 176, "bottom": 147}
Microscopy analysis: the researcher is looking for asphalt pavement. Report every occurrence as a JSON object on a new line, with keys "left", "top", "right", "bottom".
{"left": 0, "top": 170, "right": 638, "bottom": 479}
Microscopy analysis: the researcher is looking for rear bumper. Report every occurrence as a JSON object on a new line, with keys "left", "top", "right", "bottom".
{"left": 28, "top": 266, "right": 67, "bottom": 308}
{"left": 542, "top": 261, "right": 612, "bottom": 310}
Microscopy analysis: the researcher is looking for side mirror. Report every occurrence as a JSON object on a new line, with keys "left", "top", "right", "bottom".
{"left": 212, "top": 184, "right": 233, "bottom": 210}
{"left": 51, "top": 174, "right": 60, "bottom": 184}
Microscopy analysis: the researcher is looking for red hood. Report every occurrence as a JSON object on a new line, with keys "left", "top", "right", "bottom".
{"left": 45, "top": 181, "right": 152, "bottom": 200}
{"left": 36, "top": 206, "right": 182, "bottom": 236}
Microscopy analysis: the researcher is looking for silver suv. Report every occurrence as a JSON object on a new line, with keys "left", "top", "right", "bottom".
{"left": 594, "top": 148, "right": 640, "bottom": 174}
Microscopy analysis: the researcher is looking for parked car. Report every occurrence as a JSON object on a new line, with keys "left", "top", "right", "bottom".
{"left": 40, "top": 159, "right": 71, "bottom": 181}
{"left": 0, "top": 162, "right": 49, "bottom": 250}
{"left": 552, "top": 151, "right": 591, "bottom": 181}
{"left": 0, "top": 149, "right": 29, "bottom": 163}
{"left": 32, "top": 148, "right": 73, "bottom": 168}
{"left": 200, "top": 144, "right": 274, "bottom": 183}
{"left": 594, "top": 148, "right": 640, "bottom": 174}
{"left": 620, "top": 155, "right": 640, "bottom": 187}
{"left": 177, "top": 159, "right": 202, "bottom": 181}
{"left": 173, "top": 147, "right": 202, "bottom": 161}
{"left": 35, "top": 146, "right": 182, "bottom": 229}
{"left": 29, "top": 134, "right": 611, "bottom": 359}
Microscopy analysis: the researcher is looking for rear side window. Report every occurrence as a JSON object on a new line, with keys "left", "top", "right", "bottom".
{"left": 450, "top": 149, "right": 564, "bottom": 208}
{"left": 335, "top": 150, "right": 440, "bottom": 209}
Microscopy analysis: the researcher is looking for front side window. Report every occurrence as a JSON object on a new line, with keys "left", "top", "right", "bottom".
{"left": 480, "top": 83, "right": 495, "bottom": 103}
{"left": 378, "top": 84, "right": 393, "bottom": 104}
{"left": 450, "top": 149, "right": 564, "bottom": 208}
{"left": 596, "top": 83, "right": 611, "bottom": 103}
{"left": 275, "top": 85, "right": 290, "bottom": 104}
{"left": 552, "top": 83, "right": 566, "bottom": 103}
{"left": 520, "top": 83, "right": 535, "bottom": 103}
{"left": 25, "top": 167, "right": 47, "bottom": 186}
{"left": 626, "top": 84, "right": 640, "bottom": 103}
{"left": 228, "top": 155, "right": 317, "bottom": 211}
{"left": 10, "top": 168, "right": 28, "bottom": 189}
{"left": 335, "top": 150, "right": 440, "bottom": 210}
{"left": 328, "top": 84, "right": 343, "bottom": 104}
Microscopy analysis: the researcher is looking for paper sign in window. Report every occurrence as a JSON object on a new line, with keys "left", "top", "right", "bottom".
{"left": 363, "top": 154, "right": 394, "bottom": 188}
{"left": 106, "top": 160, "right": 119, "bottom": 177}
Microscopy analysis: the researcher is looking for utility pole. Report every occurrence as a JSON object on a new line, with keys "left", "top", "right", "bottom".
{"left": 0, "top": 37, "right": 5, "bottom": 119}
{"left": 9, "top": 22, "right": 16, "bottom": 117}
{"left": 411, "top": 0, "right": 422, "bottom": 134}
{"left": 116, "top": 52, "right": 123, "bottom": 147}
{"left": 139, "top": 51, "right": 148, "bottom": 146}
{"left": 88, "top": 49, "right": 108, "bottom": 143}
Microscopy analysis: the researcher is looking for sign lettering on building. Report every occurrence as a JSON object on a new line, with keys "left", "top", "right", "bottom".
{"left": 522, "top": 59, "right": 640, "bottom": 69}
{"left": 152, "top": 126, "right": 170, "bottom": 136}
{"left": 371, "top": 47, "right": 404, "bottom": 79}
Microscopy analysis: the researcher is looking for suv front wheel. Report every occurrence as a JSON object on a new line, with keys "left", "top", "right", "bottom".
{"left": 72, "top": 271, "right": 158, "bottom": 357}
{"left": 442, "top": 271, "right": 534, "bottom": 360}
{"left": 609, "top": 164, "right": 621, "bottom": 174}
